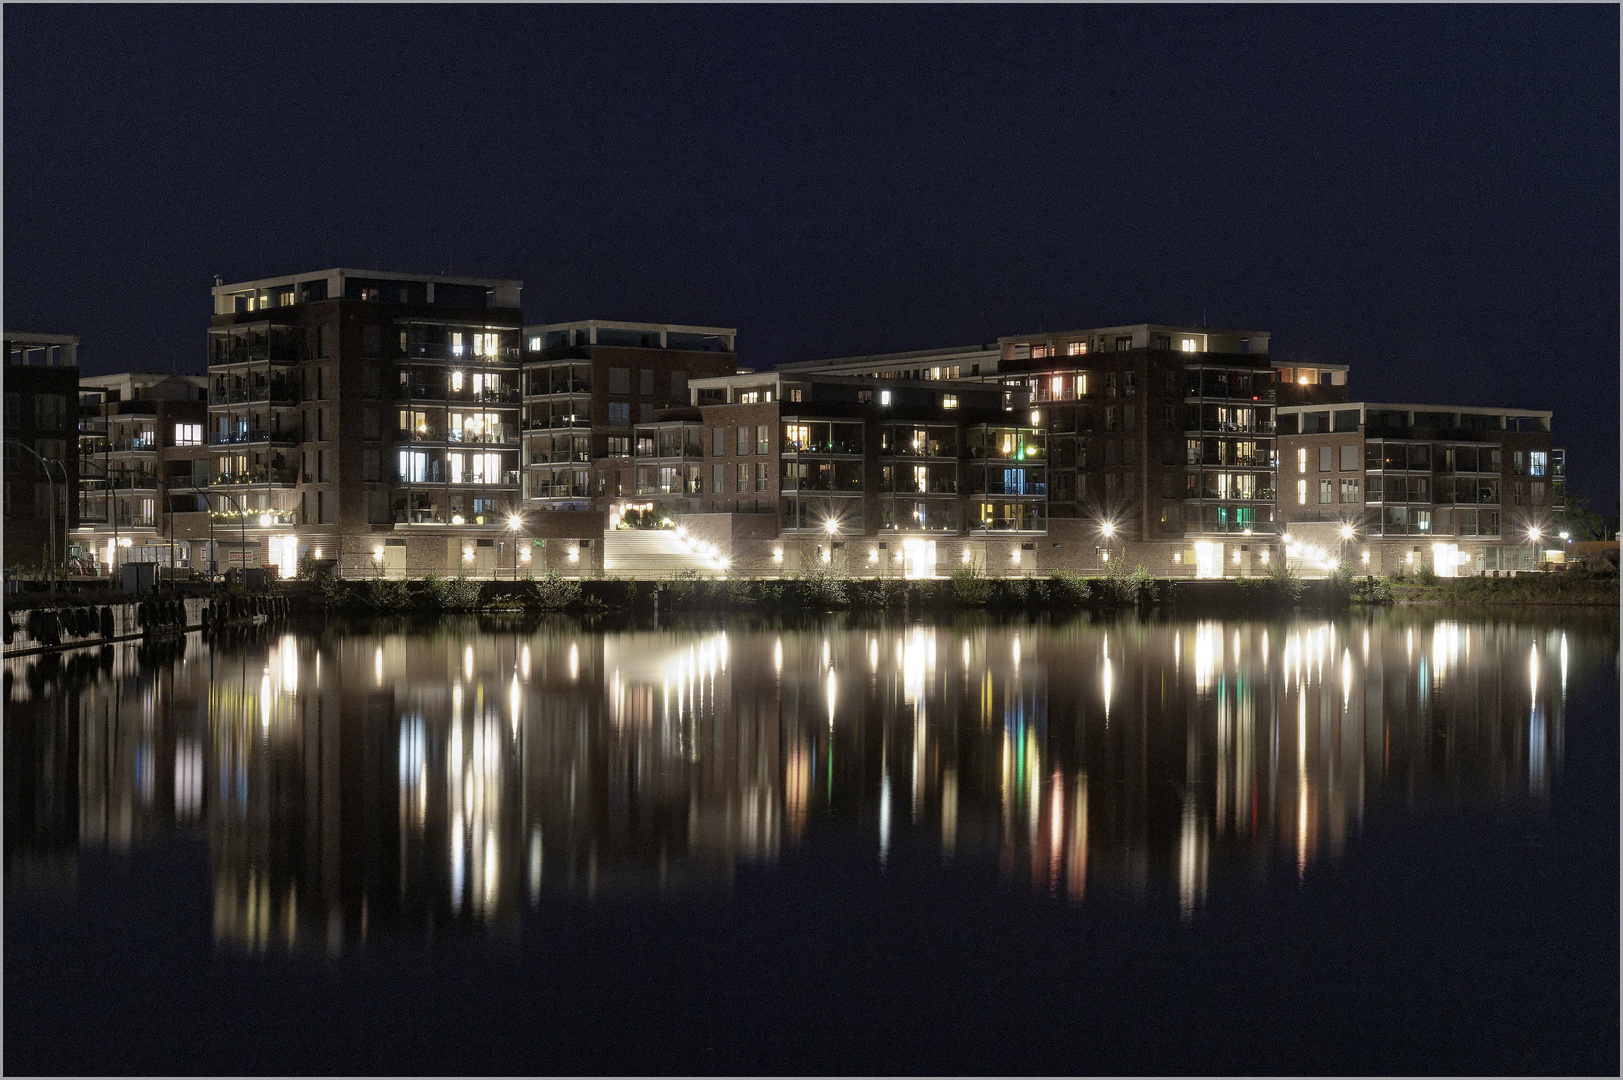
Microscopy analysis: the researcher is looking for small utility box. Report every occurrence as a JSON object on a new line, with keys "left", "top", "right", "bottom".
{"left": 242, "top": 568, "right": 267, "bottom": 591}
{"left": 121, "top": 562, "right": 158, "bottom": 595}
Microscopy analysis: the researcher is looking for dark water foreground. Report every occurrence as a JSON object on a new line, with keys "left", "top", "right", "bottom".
{"left": 6, "top": 610, "right": 1617, "bottom": 1075}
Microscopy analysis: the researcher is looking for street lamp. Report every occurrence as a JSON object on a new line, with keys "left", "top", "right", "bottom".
{"left": 508, "top": 511, "right": 524, "bottom": 580}
{"left": 5, "top": 438, "right": 69, "bottom": 585}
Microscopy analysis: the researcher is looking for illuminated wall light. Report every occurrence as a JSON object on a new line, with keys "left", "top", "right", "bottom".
{"left": 869, "top": 549, "right": 879, "bottom": 563}
{"left": 771, "top": 548, "right": 783, "bottom": 562}
{"left": 567, "top": 548, "right": 580, "bottom": 562}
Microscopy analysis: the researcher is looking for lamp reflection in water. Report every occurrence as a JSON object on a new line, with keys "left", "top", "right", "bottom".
{"left": 8, "top": 612, "right": 1584, "bottom": 954}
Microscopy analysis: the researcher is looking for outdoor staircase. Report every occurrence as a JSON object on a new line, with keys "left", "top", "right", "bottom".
{"left": 601, "top": 529, "right": 722, "bottom": 577}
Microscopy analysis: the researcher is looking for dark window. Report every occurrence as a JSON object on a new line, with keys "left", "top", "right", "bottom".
{"left": 609, "top": 368, "right": 631, "bottom": 395}
{"left": 639, "top": 369, "right": 655, "bottom": 395}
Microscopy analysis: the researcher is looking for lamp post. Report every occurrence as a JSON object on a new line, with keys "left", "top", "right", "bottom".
{"left": 508, "top": 511, "right": 524, "bottom": 581}
{"left": 1099, "top": 518, "right": 1116, "bottom": 571}
{"left": 194, "top": 489, "right": 249, "bottom": 594}
{"left": 5, "top": 438, "right": 64, "bottom": 584}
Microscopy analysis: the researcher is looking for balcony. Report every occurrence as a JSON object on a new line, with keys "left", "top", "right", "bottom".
{"left": 528, "top": 379, "right": 592, "bottom": 396}
{"left": 106, "top": 472, "right": 159, "bottom": 492}
{"left": 393, "top": 426, "right": 518, "bottom": 446}
{"left": 395, "top": 382, "right": 522, "bottom": 405}
{"left": 209, "top": 343, "right": 306, "bottom": 368}
{"left": 397, "top": 470, "right": 521, "bottom": 487}
{"left": 212, "top": 381, "right": 298, "bottom": 405}
{"left": 210, "top": 428, "right": 300, "bottom": 446}
{"left": 213, "top": 467, "right": 299, "bottom": 486}
{"left": 781, "top": 440, "right": 864, "bottom": 456}
{"left": 396, "top": 345, "right": 521, "bottom": 364}
{"left": 532, "top": 483, "right": 593, "bottom": 499}
{"left": 524, "top": 416, "right": 592, "bottom": 431}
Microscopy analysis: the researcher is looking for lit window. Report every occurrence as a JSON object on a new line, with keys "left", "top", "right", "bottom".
{"left": 1067, "top": 342, "right": 1086, "bottom": 356}
{"left": 528, "top": 336, "right": 541, "bottom": 351}
{"left": 452, "top": 332, "right": 465, "bottom": 357}
{"left": 1296, "top": 479, "right": 1307, "bottom": 505}
{"left": 942, "top": 394, "right": 958, "bottom": 410}
{"left": 174, "top": 423, "right": 202, "bottom": 446}
{"left": 880, "top": 390, "right": 891, "bottom": 406}
{"left": 451, "top": 370, "right": 464, "bottom": 392}
{"left": 1182, "top": 340, "right": 1197, "bottom": 352}
{"left": 1297, "top": 448, "right": 1307, "bottom": 474}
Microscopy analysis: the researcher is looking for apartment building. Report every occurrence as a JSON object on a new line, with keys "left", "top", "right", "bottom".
{"left": 4, "top": 332, "right": 79, "bottom": 573}
{"left": 522, "top": 319, "right": 736, "bottom": 512}
{"left": 985, "top": 324, "right": 1280, "bottom": 575}
{"left": 209, "top": 268, "right": 541, "bottom": 577}
{"left": 75, "top": 373, "right": 210, "bottom": 573}
{"left": 1276, "top": 401, "right": 1564, "bottom": 575}
{"left": 657, "top": 371, "right": 1043, "bottom": 575}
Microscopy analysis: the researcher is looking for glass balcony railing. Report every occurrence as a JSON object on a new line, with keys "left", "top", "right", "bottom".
{"left": 213, "top": 467, "right": 298, "bottom": 486}
{"left": 210, "top": 429, "right": 300, "bottom": 446}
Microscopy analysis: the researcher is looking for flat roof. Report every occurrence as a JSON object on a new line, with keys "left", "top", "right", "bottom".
{"left": 999, "top": 323, "right": 1269, "bottom": 344}
{"left": 5, "top": 330, "right": 80, "bottom": 345}
{"left": 213, "top": 268, "right": 522, "bottom": 295}
{"left": 80, "top": 373, "right": 207, "bottom": 388}
{"left": 526, "top": 319, "right": 736, "bottom": 336}
{"left": 1272, "top": 359, "right": 1349, "bottom": 372}
{"left": 1278, "top": 401, "right": 1552, "bottom": 420}
{"left": 778, "top": 343, "right": 1000, "bottom": 371}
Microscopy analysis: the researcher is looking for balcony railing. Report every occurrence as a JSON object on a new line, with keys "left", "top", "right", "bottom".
{"left": 213, "top": 467, "right": 299, "bottom": 486}
{"left": 528, "top": 379, "right": 592, "bottom": 396}
{"left": 394, "top": 383, "right": 522, "bottom": 404}
{"left": 532, "top": 484, "right": 593, "bottom": 499}
{"left": 523, "top": 416, "right": 592, "bottom": 431}
{"left": 397, "top": 469, "right": 521, "bottom": 487}
{"left": 210, "top": 429, "right": 300, "bottom": 446}
{"left": 397, "top": 345, "right": 521, "bottom": 363}
{"left": 393, "top": 426, "right": 518, "bottom": 445}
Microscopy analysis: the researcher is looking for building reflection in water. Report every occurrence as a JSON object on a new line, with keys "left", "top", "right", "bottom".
{"left": 3, "top": 613, "right": 1580, "bottom": 952}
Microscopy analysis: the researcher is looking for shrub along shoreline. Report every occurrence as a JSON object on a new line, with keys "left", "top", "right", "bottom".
{"left": 315, "top": 562, "right": 1349, "bottom": 616}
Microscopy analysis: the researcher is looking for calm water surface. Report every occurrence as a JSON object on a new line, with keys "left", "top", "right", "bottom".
{"left": 6, "top": 610, "right": 1618, "bottom": 1074}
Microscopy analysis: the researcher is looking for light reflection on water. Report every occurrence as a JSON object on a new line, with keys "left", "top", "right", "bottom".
{"left": 3, "top": 612, "right": 1596, "bottom": 953}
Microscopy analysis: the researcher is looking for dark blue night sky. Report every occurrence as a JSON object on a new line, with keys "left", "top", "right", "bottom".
{"left": 5, "top": 6, "right": 1617, "bottom": 505}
